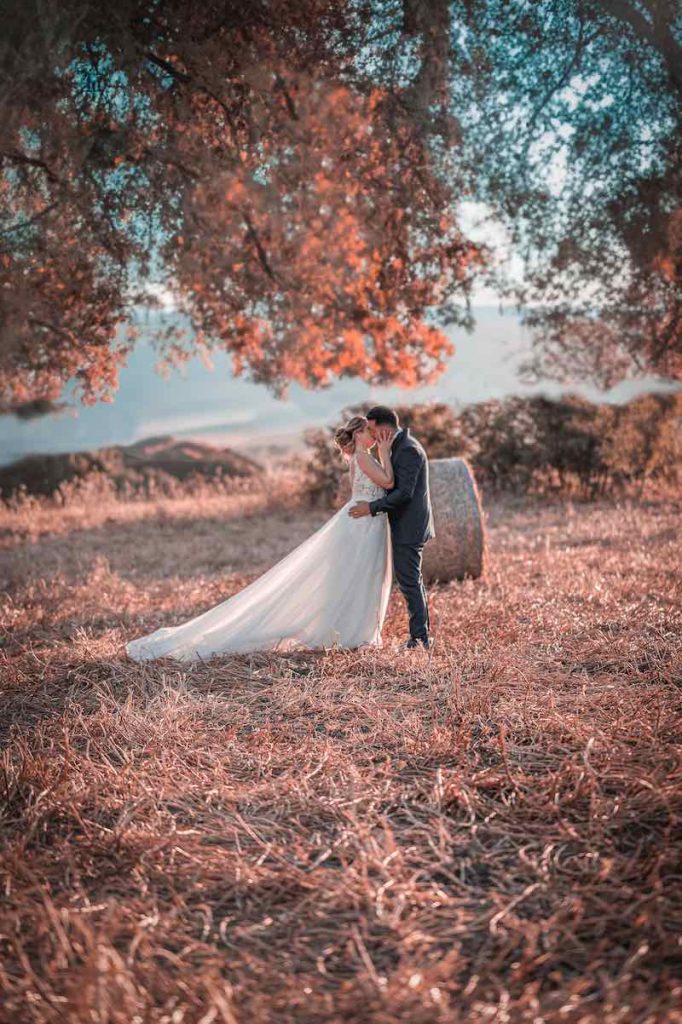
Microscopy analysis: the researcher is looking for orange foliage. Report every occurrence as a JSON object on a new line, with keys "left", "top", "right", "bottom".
{"left": 0, "top": 11, "right": 485, "bottom": 403}
{"left": 168, "top": 72, "right": 479, "bottom": 393}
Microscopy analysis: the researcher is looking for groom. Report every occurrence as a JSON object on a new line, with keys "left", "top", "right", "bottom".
{"left": 349, "top": 405, "right": 435, "bottom": 649}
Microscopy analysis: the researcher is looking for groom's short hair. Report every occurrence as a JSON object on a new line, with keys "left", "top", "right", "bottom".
{"left": 366, "top": 405, "right": 399, "bottom": 429}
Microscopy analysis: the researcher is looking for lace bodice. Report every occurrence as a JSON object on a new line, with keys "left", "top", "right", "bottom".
{"left": 351, "top": 453, "right": 386, "bottom": 501}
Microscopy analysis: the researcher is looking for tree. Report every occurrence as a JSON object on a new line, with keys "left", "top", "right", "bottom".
{"left": 448, "top": 0, "right": 681, "bottom": 386}
{"left": 0, "top": 0, "right": 679, "bottom": 408}
{"left": 0, "top": 0, "right": 484, "bottom": 403}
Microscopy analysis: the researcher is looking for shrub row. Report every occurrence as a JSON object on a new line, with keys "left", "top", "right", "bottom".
{"left": 302, "top": 392, "right": 681, "bottom": 505}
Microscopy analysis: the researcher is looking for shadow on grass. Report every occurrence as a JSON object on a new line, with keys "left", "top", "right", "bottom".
{"left": 1, "top": 504, "right": 329, "bottom": 588}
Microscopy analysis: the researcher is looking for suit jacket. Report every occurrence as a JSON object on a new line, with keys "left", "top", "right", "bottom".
{"left": 368, "top": 427, "right": 435, "bottom": 546}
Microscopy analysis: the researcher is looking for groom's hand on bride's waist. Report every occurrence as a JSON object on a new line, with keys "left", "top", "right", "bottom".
{"left": 349, "top": 502, "right": 371, "bottom": 518}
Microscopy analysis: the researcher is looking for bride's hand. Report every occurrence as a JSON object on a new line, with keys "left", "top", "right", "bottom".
{"left": 377, "top": 436, "right": 392, "bottom": 459}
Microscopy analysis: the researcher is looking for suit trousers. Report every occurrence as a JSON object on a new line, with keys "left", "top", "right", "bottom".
{"left": 392, "top": 542, "right": 429, "bottom": 642}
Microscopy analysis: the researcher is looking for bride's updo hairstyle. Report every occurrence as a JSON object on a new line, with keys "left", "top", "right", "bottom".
{"left": 334, "top": 415, "right": 368, "bottom": 458}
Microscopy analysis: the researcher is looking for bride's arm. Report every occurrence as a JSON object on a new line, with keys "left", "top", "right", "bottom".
{"left": 356, "top": 449, "right": 394, "bottom": 489}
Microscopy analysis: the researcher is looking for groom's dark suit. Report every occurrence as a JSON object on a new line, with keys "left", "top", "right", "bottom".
{"left": 368, "top": 428, "right": 435, "bottom": 643}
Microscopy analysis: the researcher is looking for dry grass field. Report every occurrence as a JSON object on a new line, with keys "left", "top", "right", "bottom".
{"left": 1, "top": 479, "right": 680, "bottom": 1023}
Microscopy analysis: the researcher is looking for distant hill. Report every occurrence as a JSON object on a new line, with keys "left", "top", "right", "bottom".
{"left": 0, "top": 435, "right": 261, "bottom": 498}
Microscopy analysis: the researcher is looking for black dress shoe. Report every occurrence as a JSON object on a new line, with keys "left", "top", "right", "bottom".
{"left": 400, "top": 637, "right": 433, "bottom": 651}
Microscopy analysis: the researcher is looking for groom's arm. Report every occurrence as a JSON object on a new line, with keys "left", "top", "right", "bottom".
{"left": 369, "top": 447, "right": 422, "bottom": 516}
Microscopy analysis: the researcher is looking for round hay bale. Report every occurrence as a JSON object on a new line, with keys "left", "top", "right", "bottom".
{"left": 423, "top": 458, "right": 485, "bottom": 582}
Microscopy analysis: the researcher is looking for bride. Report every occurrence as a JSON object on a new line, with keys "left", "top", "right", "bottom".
{"left": 125, "top": 416, "right": 394, "bottom": 662}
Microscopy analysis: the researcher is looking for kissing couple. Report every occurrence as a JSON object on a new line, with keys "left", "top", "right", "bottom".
{"left": 126, "top": 405, "right": 435, "bottom": 662}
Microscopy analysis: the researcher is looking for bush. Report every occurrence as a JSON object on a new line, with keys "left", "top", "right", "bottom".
{"left": 301, "top": 393, "right": 681, "bottom": 505}
{"left": 601, "top": 393, "right": 682, "bottom": 493}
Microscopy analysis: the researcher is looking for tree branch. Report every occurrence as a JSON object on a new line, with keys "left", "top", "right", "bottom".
{"left": 0, "top": 202, "right": 60, "bottom": 240}
{"left": 525, "top": 18, "right": 602, "bottom": 136}
{"left": 28, "top": 316, "right": 75, "bottom": 341}
{"left": 1, "top": 151, "right": 60, "bottom": 184}
{"left": 596, "top": 0, "right": 682, "bottom": 95}
{"left": 243, "top": 210, "right": 277, "bottom": 282}
{"left": 146, "top": 52, "right": 192, "bottom": 84}
{"left": 274, "top": 74, "right": 298, "bottom": 120}
{"left": 141, "top": 148, "right": 200, "bottom": 181}
{"left": 146, "top": 51, "right": 240, "bottom": 145}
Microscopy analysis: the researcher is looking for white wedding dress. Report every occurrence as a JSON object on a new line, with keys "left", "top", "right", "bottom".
{"left": 125, "top": 454, "right": 392, "bottom": 662}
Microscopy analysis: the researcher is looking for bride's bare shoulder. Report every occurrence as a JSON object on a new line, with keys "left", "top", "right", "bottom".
{"left": 356, "top": 450, "right": 380, "bottom": 470}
